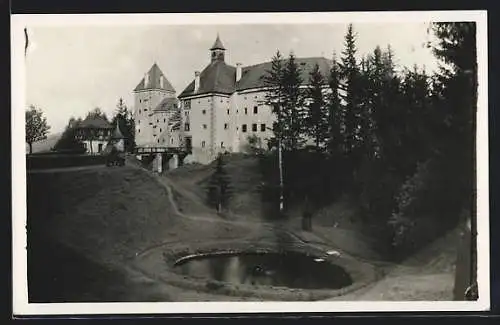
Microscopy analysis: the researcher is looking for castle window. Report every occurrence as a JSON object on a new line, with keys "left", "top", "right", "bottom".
{"left": 203, "top": 124, "right": 207, "bottom": 129}
{"left": 164, "top": 118, "right": 166, "bottom": 122}
{"left": 253, "top": 106, "right": 258, "bottom": 114}
{"left": 242, "top": 124, "right": 247, "bottom": 133}
{"left": 252, "top": 124, "right": 257, "bottom": 132}
{"left": 139, "top": 109, "right": 141, "bottom": 114}
{"left": 184, "top": 100, "right": 191, "bottom": 109}
{"left": 157, "top": 119, "right": 159, "bottom": 123}
{"left": 224, "top": 123, "right": 228, "bottom": 130}
{"left": 221, "top": 142, "right": 224, "bottom": 148}
{"left": 227, "top": 109, "right": 230, "bottom": 115}
{"left": 261, "top": 123, "right": 266, "bottom": 132}
{"left": 221, "top": 99, "right": 223, "bottom": 103}
{"left": 137, "top": 120, "right": 140, "bottom": 125}
{"left": 144, "top": 108, "right": 148, "bottom": 112}
{"left": 139, "top": 99, "right": 142, "bottom": 103}
{"left": 158, "top": 139, "right": 160, "bottom": 143}
{"left": 244, "top": 96, "right": 247, "bottom": 100}
{"left": 244, "top": 108, "right": 248, "bottom": 115}
{"left": 184, "top": 123, "right": 190, "bottom": 131}
{"left": 160, "top": 128, "right": 162, "bottom": 132}
{"left": 138, "top": 129, "right": 140, "bottom": 133}
{"left": 202, "top": 109, "right": 206, "bottom": 115}
{"left": 202, "top": 141, "right": 206, "bottom": 148}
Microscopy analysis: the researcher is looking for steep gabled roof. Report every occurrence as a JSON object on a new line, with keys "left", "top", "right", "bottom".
{"left": 210, "top": 34, "right": 226, "bottom": 50}
{"left": 111, "top": 122, "right": 125, "bottom": 139}
{"left": 134, "top": 63, "right": 176, "bottom": 92}
{"left": 178, "top": 61, "right": 236, "bottom": 98}
{"left": 178, "top": 57, "right": 332, "bottom": 98}
{"left": 153, "top": 97, "right": 179, "bottom": 112}
{"left": 78, "top": 115, "right": 112, "bottom": 129}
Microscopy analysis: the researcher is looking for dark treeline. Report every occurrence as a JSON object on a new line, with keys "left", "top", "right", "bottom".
{"left": 258, "top": 22, "right": 477, "bottom": 258}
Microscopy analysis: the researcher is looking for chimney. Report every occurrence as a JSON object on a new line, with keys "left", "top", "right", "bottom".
{"left": 194, "top": 71, "right": 201, "bottom": 92}
{"left": 236, "top": 63, "right": 242, "bottom": 82}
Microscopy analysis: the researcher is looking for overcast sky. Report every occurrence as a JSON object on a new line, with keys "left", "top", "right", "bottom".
{"left": 25, "top": 23, "right": 439, "bottom": 134}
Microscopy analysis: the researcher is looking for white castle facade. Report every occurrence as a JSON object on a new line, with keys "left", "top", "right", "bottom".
{"left": 133, "top": 35, "right": 332, "bottom": 164}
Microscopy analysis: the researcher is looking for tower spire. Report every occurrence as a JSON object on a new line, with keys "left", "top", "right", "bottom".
{"left": 210, "top": 33, "right": 226, "bottom": 63}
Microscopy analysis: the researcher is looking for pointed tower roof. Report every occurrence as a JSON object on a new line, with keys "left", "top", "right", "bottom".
{"left": 134, "top": 63, "right": 176, "bottom": 92}
{"left": 210, "top": 34, "right": 226, "bottom": 50}
{"left": 111, "top": 122, "right": 125, "bottom": 139}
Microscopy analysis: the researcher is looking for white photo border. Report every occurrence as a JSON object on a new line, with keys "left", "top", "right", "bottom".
{"left": 11, "top": 10, "right": 490, "bottom": 315}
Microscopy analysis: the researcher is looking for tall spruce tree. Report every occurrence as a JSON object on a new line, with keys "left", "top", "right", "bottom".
{"left": 111, "top": 98, "right": 136, "bottom": 152}
{"left": 281, "top": 52, "right": 305, "bottom": 152}
{"left": 305, "top": 63, "right": 328, "bottom": 151}
{"left": 339, "top": 24, "right": 363, "bottom": 164}
{"left": 206, "top": 154, "right": 233, "bottom": 214}
{"left": 263, "top": 50, "right": 286, "bottom": 148}
{"left": 326, "top": 53, "right": 343, "bottom": 157}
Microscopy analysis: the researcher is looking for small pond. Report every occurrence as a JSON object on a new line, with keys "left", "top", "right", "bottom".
{"left": 174, "top": 251, "right": 353, "bottom": 290}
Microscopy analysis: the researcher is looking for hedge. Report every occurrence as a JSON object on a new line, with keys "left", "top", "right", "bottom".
{"left": 26, "top": 154, "right": 107, "bottom": 170}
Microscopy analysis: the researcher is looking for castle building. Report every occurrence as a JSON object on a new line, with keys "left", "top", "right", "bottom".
{"left": 133, "top": 34, "right": 332, "bottom": 164}
{"left": 133, "top": 63, "right": 182, "bottom": 149}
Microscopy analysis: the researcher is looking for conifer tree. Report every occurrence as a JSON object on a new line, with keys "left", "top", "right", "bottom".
{"left": 111, "top": 98, "right": 136, "bottom": 152}
{"left": 326, "top": 53, "right": 343, "bottom": 157}
{"left": 305, "top": 63, "right": 328, "bottom": 151}
{"left": 206, "top": 154, "right": 233, "bottom": 214}
{"left": 281, "top": 52, "right": 305, "bottom": 152}
{"left": 339, "top": 24, "right": 362, "bottom": 161}
{"left": 263, "top": 50, "right": 286, "bottom": 147}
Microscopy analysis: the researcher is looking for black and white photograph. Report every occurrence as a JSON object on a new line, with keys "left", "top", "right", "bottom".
{"left": 12, "top": 11, "right": 489, "bottom": 315}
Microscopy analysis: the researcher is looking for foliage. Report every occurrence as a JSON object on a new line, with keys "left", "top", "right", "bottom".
{"left": 244, "top": 134, "right": 264, "bottom": 155}
{"left": 257, "top": 22, "right": 476, "bottom": 257}
{"left": 206, "top": 154, "right": 233, "bottom": 213}
{"left": 26, "top": 105, "right": 51, "bottom": 154}
{"left": 53, "top": 117, "right": 86, "bottom": 153}
{"left": 305, "top": 63, "right": 329, "bottom": 152}
{"left": 111, "top": 98, "right": 136, "bottom": 152}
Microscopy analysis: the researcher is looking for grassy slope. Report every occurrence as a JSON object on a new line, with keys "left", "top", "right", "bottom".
{"left": 27, "top": 165, "right": 253, "bottom": 302}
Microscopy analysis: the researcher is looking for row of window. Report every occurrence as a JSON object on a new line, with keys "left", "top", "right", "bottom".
{"left": 196, "top": 106, "right": 259, "bottom": 115}
{"left": 242, "top": 123, "right": 266, "bottom": 133}
{"left": 200, "top": 141, "right": 225, "bottom": 148}
{"left": 184, "top": 122, "right": 265, "bottom": 132}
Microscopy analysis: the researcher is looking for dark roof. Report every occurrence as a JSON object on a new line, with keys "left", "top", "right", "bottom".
{"left": 210, "top": 34, "right": 226, "bottom": 50}
{"left": 179, "top": 61, "right": 236, "bottom": 98}
{"left": 78, "top": 115, "right": 112, "bottom": 129}
{"left": 134, "top": 63, "right": 176, "bottom": 92}
{"left": 178, "top": 57, "right": 332, "bottom": 98}
{"left": 237, "top": 57, "right": 332, "bottom": 91}
{"left": 153, "top": 97, "right": 178, "bottom": 112}
{"left": 111, "top": 123, "right": 125, "bottom": 139}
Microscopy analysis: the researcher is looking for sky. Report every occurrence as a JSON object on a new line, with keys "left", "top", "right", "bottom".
{"left": 25, "top": 22, "right": 440, "bottom": 134}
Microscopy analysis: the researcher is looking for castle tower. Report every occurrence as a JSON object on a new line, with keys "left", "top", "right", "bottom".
{"left": 133, "top": 63, "right": 176, "bottom": 147}
{"left": 210, "top": 33, "right": 226, "bottom": 63}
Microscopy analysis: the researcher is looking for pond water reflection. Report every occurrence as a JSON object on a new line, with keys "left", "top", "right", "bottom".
{"left": 175, "top": 252, "right": 353, "bottom": 290}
